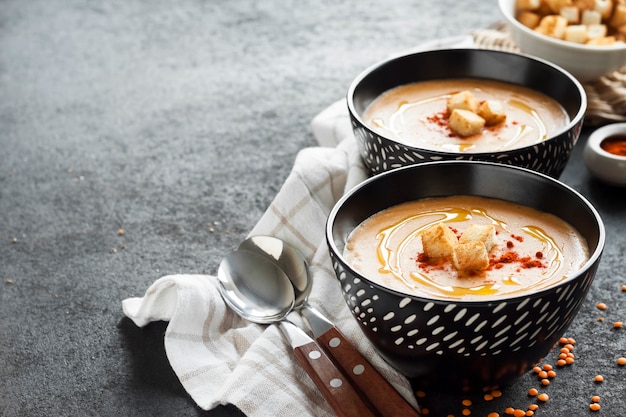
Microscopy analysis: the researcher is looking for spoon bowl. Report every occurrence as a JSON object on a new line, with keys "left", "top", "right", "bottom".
{"left": 217, "top": 249, "right": 295, "bottom": 324}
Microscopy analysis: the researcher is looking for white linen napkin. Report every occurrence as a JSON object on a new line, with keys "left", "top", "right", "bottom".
{"left": 122, "top": 34, "right": 481, "bottom": 417}
{"left": 122, "top": 122, "right": 415, "bottom": 416}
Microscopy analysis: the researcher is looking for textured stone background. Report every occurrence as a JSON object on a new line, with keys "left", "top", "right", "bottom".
{"left": 2, "top": 1, "right": 625, "bottom": 416}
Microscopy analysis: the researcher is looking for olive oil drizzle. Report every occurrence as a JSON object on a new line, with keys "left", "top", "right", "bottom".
{"left": 375, "top": 206, "right": 565, "bottom": 299}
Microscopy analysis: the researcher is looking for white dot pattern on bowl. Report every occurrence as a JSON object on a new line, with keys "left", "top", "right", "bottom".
{"left": 351, "top": 122, "right": 575, "bottom": 178}
{"left": 331, "top": 254, "right": 595, "bottom": 360}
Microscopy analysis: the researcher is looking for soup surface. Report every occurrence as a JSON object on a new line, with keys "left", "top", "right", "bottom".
{"left": 343, "top": 196, "right": 588, "bottom": 301}
{"left": 363, "top": 79, "right": 569, "bottom": 153}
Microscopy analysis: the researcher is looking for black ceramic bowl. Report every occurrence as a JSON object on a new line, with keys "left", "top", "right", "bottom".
{"left": 347, "top": 48, "right": 587, "bottom": 178}
{"left": 326, "top": 161, "right": 604, "bottom": 392}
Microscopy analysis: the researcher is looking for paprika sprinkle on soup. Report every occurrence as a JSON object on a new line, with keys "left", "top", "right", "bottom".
{"left": 600, "top": 134, "right": 626, "bottom": 157}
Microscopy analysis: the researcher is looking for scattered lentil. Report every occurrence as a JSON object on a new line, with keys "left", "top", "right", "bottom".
{"left": 621, "top": 284, "right": 626, "bottom": 291}
{"left": 538, "top": 393, "right": 549, "bottom": 402}
{"left": 118, "top": 228, "right": 125, "bottom": 236}
{"left": 492, "top": 390, "right": 502, "bottom": 398}
{"left": 617, "top": 357, "right": 626, "bottom": 366}
{"left": 591, "top": 395, "right": 601, "bottom": 403}
{"left": 505, "top": 407, "right": 515, "bottom": 414}
{"left": 614, "top": 321, "right": 623, "bottom": 329}
{"left": 528, "top": 388, "right": 538, "bottom": 397}
{"left": 594, "top": 375, "right": 604, "bottom": 383}
{"left": 461, "top": 408, "right": 471, "bottom": 416}
{"left": 590, "top": 403, "right": 601, "bottom": 411}
{"left": 488, "top": 413, "right": 500, "bottom": 417}
{"left": 513, "top": 409, "right": 525, "bottom": 417}
{"left": 528, "top": 404, "right": 539, "bottom": 411}
{"left": 596, "top": 302, "right": 607, "bottom": 310}
{"left": 462, "top": 399, "right": 472, "bottom": 406}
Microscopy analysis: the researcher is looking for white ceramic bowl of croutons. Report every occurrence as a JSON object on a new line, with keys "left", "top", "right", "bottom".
{"left": 499, "top": 0, "right": 626, "bottom": 81}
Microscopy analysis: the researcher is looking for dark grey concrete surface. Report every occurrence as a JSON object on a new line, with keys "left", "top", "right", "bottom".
{"left": 1, "top": 1, "right": 625, "bottom": 416}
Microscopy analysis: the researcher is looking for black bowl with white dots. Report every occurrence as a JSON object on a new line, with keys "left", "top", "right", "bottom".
{"left": 325, "top": 161, "right": 604, "bottom": 392}
{"left": 347, "top": 48, "right": 586, "bottom": 178}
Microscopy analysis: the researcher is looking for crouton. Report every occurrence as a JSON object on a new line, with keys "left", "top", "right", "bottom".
{"left": 459, "top": 224, "right": 497, "bottom": 253}
{"left": 581, "top": 8, "right": 603, "bottom": 24}
{"left": 587, "top": 34, "right": 618, "bottom": 43}
{"left": 560, "top": 5, "right": 580, "bottom": 22}
{"left": 516, "top": 0, "right": 541, "bottom": 10}
{"left": 610, "top": 4, "right": 626, "bottom": 26}
{"left": 447, "top": 90, "right": 480, "bottom": 113}
{"left": 587, "top": 23, "right": 608, "bottom": 38}
{"left": 453, "top": 241, "right": 490, "bottom": 272}
{"left": 594, "top": 0, "right": 613, "bottom": 19}
{"left": 535, "top": 14, "right": 569, "bottom": 38}
{"left": 449, "top": 109, "right": 485, "bottom": 137}
{"left": 518, "top": 10, "right": 542, "bottom": 28}
{"left": 477, "top": 100, "right": 507, "bottom": 126}
{"left": 545, "top": 0, "right": 574, "bottom": 13}
{"left": 421, "top": 224, "right": 458, "bottom": 259}
{"left": 565, "top": 24, "right": 589, "bottom": 41}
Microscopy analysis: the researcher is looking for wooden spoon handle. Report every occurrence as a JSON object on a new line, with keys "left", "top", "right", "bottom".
{"left": 316, "top": 326, "right": 422, "bottom": 417}
{"left": 279, "top": 321, "right": 377, "bottom": 417}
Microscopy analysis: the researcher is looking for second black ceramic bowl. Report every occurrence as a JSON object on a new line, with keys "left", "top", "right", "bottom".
{"left": 347, "top": 48, "right": 587, "bottom": 178}
{"left": 326, "top": 161, "right": 604, "bottom": 392}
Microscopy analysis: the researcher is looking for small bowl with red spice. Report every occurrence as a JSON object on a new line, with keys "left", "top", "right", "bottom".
{"left": 347, "top": 48, "right": 586, "bottom": 178}
{"left": 584, "top": 122, "right": 626, "bottom": 186}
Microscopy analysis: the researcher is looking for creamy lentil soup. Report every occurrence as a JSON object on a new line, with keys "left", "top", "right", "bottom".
{"left": 343, "top": 195, "right": 588, "bottom": 301}
{"left": 363, "top": 79, "right": 569, "bottom": 153}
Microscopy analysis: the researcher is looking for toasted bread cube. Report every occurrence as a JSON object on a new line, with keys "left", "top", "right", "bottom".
{"left": 594, "top": 0, "right": 613, "bottom": 19}
{"left": 459, "top": 224, "right": 497, "bottom": 253}
{"left": 545, "top": 0, "right": 573, "bottom": 13}
{"left": 477, "top": 100, "right": 507, "bottom": 126}
{"left": 560, "top": 5, "right": 580, "bottom": 22}
{"left": 611, "top": 4, "right": 626, "bottom": 26}
{"left": 587, "top": 35, "right": 618, "bottom": 43}
{"left": 447, "top": 91, "right": 480, "bottom": 113}
{"left": 449, "top": 109, "right": 485, "bottom": 137}
{"left": 574, "top": 0, "right": 596, "bottom": 9}
{"left": 587, "top": 23, "right": 608, "bottom": 39}
{"left": 581, "top": 9, "right": 603, "bottom": 24}
{"left": 517, "top": 0, "right": 541, "bottom": 9}
{"left": 453, "top": 241, "right": 490, "bottom": 272}
{"left": 535, "top": 15, "right": 569, "bottom": 38}
{"left": 421, "top": 224, "right": 458, "bottom": 259}
{"left": 518, "top": 11, "right": 542, "bottom": 28}
{"left": 565, "top": 24, "right": 589, "bottom": 42}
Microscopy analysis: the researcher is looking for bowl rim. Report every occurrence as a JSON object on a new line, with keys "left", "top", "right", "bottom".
{"left": 586, "top": 122, "right": 626, "bottom": 161}
{"left": 346, "top": 48, "right": 587, "bottom": 157}
{"left": 498, "top": 0, "right": 626, "bottom": 53}
{"left": 326, "top": 160, "right": 606, "bottom": 305}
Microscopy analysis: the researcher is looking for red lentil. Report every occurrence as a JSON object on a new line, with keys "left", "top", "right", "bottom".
{"left": 488, "top": 413, "right": 499, "bottom": 417}
{"left": 528, "top": 388, "right": 539, "bottom": 396}
{"left": 528, "top": 404, "right": 539, "bottom": 411}
{"left": 505, "top": 407, "right": 515, "bottom": 414}
{"left": 621, "top": 284, "right": 626, "bottom": 291}
{"left": 614, "top": 321, "right": 623, "bottom": 329}
{"left": 541, "top": 378, "right": 550, "bottom": 386}
{"left": 596, "top": 302, "right": 607, "bottom": 310}
{"left": 461, "top": 408, "right": 471, "bottom": 416}
{"left": 617, "top": 357, "right": 626, "bottom": 366}
{"left": 492, "top": 390, "right": 502, "bottom": 398}
{"left": 538, "top": 393, "right": 549, "bottom": 402}
{"left": 594, "top": 375, "right": 604, "bottom": 383}
{"left": 591, "top": 395, "right": 601, "bottom": 403}
{"left": 590, "top": 403, "right": 601, "bottom": 411}
{"left": 462, "top": 399, "right": 472, "bottom": 406}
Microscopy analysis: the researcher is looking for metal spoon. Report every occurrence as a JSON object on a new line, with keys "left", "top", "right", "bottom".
{"left": 239, "top": 236, "right": 422, "bottom": 417}
{"left": 217, "top": 249, "right": 376, "bottom": 417}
